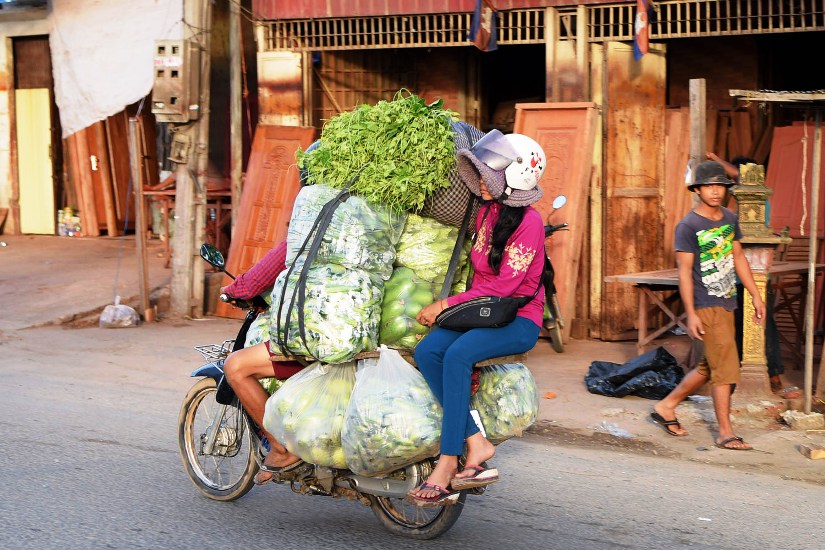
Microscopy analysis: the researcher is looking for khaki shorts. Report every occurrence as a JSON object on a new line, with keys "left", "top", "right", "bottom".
{"left": 694, "top": 306, "right": 740, "bottom": 386}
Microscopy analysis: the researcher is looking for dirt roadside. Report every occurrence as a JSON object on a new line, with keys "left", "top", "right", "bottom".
{"left": 2, "top": 234, "right": 824, "bottom": 485}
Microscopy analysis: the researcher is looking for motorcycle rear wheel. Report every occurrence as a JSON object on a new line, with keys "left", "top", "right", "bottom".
{"left": 547, "top": 294, "right": 564, "bottom": 353}
{"left": 369, "top": 492, "right": 466, "bottom": 539}
{"left": 178, "top": 378, "right": 258, "bottom": 501}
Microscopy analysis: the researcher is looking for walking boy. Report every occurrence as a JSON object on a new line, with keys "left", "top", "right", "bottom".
{"left": 650, "top": 161, "right": 766, "bottom": 450}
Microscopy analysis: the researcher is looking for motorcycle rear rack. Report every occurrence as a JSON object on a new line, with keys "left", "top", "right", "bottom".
{"left": 194, "top": 339, "right": 235, "bottom": 361}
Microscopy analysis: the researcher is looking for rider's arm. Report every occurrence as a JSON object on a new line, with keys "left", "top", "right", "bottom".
{"left": 221, "top": 240, "right": 287, "bottom": 299}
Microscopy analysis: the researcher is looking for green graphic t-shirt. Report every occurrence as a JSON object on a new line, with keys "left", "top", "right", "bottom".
{"left": 673, "top": 208, "right": 742, "bottom": 311}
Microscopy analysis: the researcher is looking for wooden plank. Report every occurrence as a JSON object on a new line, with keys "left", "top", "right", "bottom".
{"left": 751, "top": 124, "right": 773, "bottom": 164}
{"left": 600, "top": 41, "right": 666, "bottom": 339}
{"left": 215, "top": 125, "right": 316, "bottom": 319}
{"left": 514, "top": 102, "right": 599, "bottom": 342}
{"left": 729, "top": 109, "right": 753, "bottom": 160}
{"left": 69, "top": 130, "right": 100, "bottom": 236}
{"left": 715, "top": 111, "right": 730, "bottom": 161}
{"left": 706, "top": 106, "right": 718, "bottom": 155}
{"left": 663, "top": 107, "right": 692, "bottom": 270}
{"left": 105, "top": 112, "right": 129, "bottom": 222}
{"left": 93, "top": 121, "right": 118, "bottom": 236}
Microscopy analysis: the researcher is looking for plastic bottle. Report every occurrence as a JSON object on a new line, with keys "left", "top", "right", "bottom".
{"left": 57, "top": 209, "right": 66, "bottom": 236}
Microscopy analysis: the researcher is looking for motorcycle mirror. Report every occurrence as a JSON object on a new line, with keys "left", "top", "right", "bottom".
{"left": 552, "top": 195, "right": 567, "bottom": 210}
{"left": 200, "top": 243, "right": 226, "bottom": 269}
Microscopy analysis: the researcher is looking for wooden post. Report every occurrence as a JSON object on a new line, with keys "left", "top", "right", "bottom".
{"left": 688, "top": 79, "right": 706, "bottom": 205}
{"left": 171, "top": 0, "right": 211, "bottom": 319}
{"left": 807, "top": 114, "right": 823, "bottom": 412}
{"left": 229, "top": 0, "right": 242, "bottom": 234}
{"left": 128, "top": 117, "right": 151, "bottom": 319}
{"left": 545, "top": 7, "right": 557, "bottom": 102}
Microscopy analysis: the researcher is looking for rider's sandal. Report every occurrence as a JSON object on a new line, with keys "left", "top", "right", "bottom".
{"left": 254, "top": 459, "right": 306, "bottom": 485}
{"left": 405, "top": 482, "right": 460, "bottom": 507}
{"left": 450, "top": 465, "right": 499, "bottom": 490}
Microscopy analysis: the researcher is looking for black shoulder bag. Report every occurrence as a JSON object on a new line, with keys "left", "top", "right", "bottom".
{"left": 434, "top": 205, "right": 543, "bottom": 332}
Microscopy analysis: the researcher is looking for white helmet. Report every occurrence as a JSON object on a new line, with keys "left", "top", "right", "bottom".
{"left": 472, "top": 130, "right": 546, "bottom": 193}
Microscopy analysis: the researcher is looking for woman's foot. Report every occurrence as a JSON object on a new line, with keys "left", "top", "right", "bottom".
{"left": 452, "top": 433, "right": 497, "bottom": 488}
{"left": 407, "top": 459, "right": 457, "bottom": 503}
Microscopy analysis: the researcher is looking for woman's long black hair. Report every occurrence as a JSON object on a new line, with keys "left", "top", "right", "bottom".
{"left": 488, "top": 204, "right": 527, "bottom": 274}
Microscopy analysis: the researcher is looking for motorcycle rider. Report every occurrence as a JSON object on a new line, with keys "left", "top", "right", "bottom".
{"left": 221, "top": 239, "right": 306, "bottom": 484}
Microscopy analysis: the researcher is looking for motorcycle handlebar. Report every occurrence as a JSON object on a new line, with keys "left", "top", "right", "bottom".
{"left": 544, "top": 222, "right": 569, "bottom": 237}
{"left": 220, "top": 293, "right": 268, "bottom": 311}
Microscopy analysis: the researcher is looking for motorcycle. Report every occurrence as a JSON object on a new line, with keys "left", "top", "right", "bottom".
{"left": 177, "top": 243, "right": 477, "bottom": 540}
{"left": 543, "top": 195, "right": 568, "bottom": 353}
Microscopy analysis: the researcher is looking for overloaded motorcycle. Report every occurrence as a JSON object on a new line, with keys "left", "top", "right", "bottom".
{"left": 177, "top": 244, "right": 492, "bottom": 539}
{"left": 542, "top": 194, "right": 568, "bottom": 353}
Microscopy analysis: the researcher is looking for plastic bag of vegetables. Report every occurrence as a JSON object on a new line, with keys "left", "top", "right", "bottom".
{"left": 269, "top": 263, "right": 382, "bottom": 364}
{"left": 286, "top": 185, "right": 406, "bottom": 281}
{"left": 341, "top": 346, "right": 442, "bottom": 476}
{"left": 263, "top": 361, "right": 356, "bottom": 468}
{"left": 394, "top": 214, "right": 463, "bottom": 284}
{"left": 378, "top": 267, "right": 434, "bottom": 349}
{"left": 470, "top": 363, "right": 539, "bottom": 444}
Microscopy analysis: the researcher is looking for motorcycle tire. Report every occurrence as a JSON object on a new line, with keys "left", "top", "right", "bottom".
{"left": 369, "top": 492, "right": 466, "bottom": 540}
{"left": 178, "top": 377, "right": 258, "bottom": 501}
{"left": 547, "top": 294, "right": 564, "bottom": 353}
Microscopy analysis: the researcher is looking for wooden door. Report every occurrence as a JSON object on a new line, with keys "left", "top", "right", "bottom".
{"left": 600, "top": 42, "right": 667, "bottom": 340}
{"left": 16, "top": 88, "right": 54, "bottom": 234}
{"left": 215, "top": 125, "right": 316, "bottom": 319}
{"left": 765, "top": 122, "right": 825, "bottom": 238}
{"left": 514, "top": 103, "right": 599, "bottom": 341}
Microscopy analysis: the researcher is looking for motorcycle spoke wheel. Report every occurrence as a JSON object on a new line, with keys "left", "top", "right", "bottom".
{"left": 369, "top": 492, "right": 465, "bottom": 540}
{"left": 178, "top": 378, "right": 258, "bottom": 501}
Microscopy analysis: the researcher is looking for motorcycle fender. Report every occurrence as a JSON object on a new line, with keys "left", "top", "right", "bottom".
{"left": 191, "top": 359, "right": 237, "bottom": 405}
{"left": 191, "top": 359, "right": 224, "bottom": 380}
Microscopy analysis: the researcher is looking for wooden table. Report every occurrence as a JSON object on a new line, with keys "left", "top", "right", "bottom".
{"left": 604, "top": 261, "right": 824, "bottom": 352}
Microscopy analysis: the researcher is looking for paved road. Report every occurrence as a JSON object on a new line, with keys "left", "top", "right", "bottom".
{"left": 2, "top": 322, "right": 824, "bottom": 549}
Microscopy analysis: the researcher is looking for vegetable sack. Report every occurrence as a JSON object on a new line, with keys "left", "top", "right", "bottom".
{"left": 470, "top": 363, "right": 539, "bottom": 444}
{"left": 341, "top": 346, "right": 442, "bottom": 476}
{"left": 269, "top": 264, "right": 382, "bottom": 364}
{"left": 263, "top": 362, "right": 356, "bottom": 468}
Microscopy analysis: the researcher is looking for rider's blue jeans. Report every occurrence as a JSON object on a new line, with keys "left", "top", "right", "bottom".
{"left": 413, "top": 317, "right": 540, "bottom": 456}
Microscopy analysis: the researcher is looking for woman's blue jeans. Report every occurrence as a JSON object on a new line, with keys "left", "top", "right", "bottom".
{"left": 413, "top": 317, "right": 540, "bottom": 456}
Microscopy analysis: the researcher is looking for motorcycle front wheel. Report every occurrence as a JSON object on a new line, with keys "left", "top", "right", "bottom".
{"left": 178, "top": 378, "right": 258, "bottom": 501}
{"left": 369, "top": 492, "right": 466, "bottom": 540}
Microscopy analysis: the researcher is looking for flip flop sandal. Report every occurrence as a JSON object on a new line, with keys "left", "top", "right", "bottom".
{"left": 450, "top": 464, "right": 499, "bottom": 490}
{"left": 405, "top": 482, "right": 460, "bottom": 507}
{"left": 254, "top": 459, "right": 306, "bottom": 485}
{"left": 649, "top": 412, "right": 687, "bottom": 437}
{"left": 715, "top": 436, "right": 753, "bottom": 451}
{"left": 776, "top": 386, "right": 802, "bottom": 399}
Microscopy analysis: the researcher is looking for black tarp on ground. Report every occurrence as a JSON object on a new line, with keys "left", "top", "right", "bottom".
{"left": 585, "top": 347, "right": 685, "bottom": 400}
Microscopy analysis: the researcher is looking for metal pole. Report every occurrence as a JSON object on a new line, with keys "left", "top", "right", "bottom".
{"left": 804, "top": 112, "right": 822, "bottom": 414}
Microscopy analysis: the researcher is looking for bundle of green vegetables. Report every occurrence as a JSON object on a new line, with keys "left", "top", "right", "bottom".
{"left": 286, "top": 184, "right": 406, "bottom": 281}
{"left": 342, "top": 346, "right": 442, "bottom": 476}
{"left": 378, "top": 267, "right": 434, "bottom": 349}
{"left": 394, "top": 214, "right": 464, "bottom": 284}
{"left": 264, "top": 362, "right": 356, "bottom": 468}
{"left": 296, "top": 91, "right": 458, "bottom": 213}
{"left": 269, "top": 264, "right": 382, "bottom": 364}
{"left": 470, "top": 363, "right": 539, "bottom": 444}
